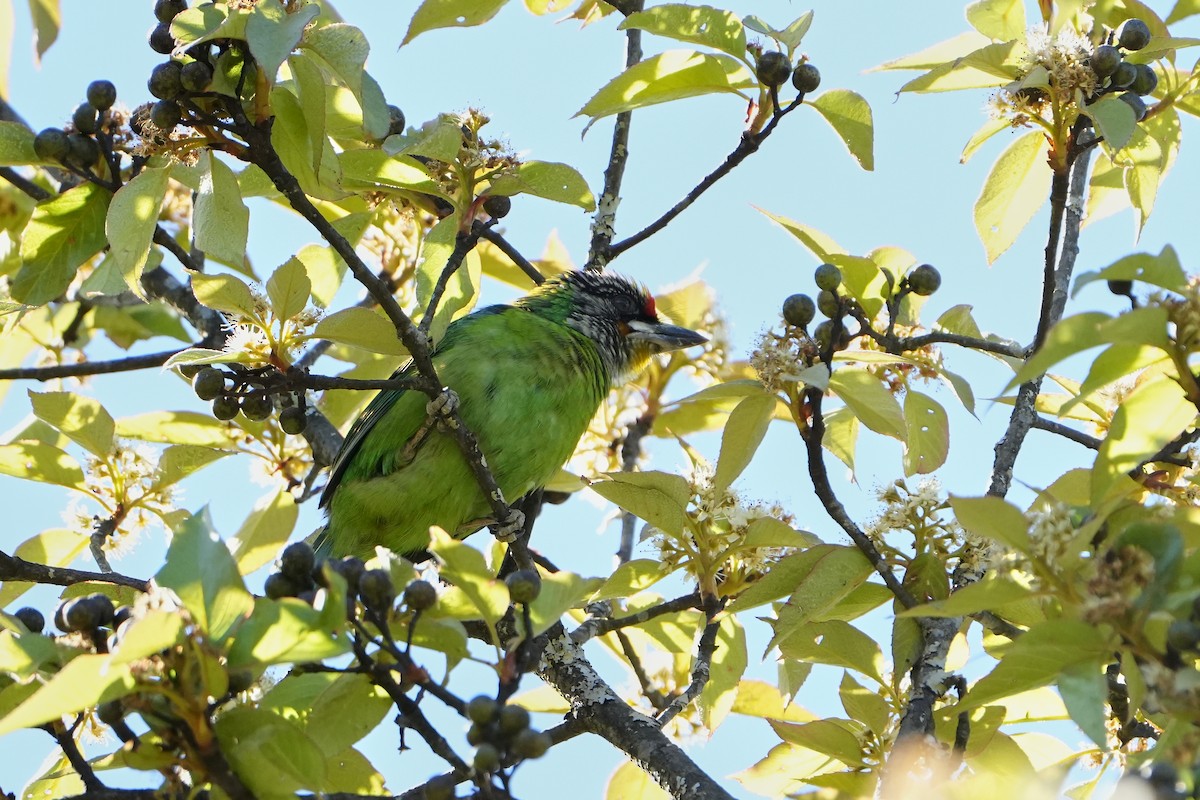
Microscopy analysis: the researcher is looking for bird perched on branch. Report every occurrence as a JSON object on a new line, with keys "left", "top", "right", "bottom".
{"left": 317, "top": 270, "right": 707, "bottom": 560}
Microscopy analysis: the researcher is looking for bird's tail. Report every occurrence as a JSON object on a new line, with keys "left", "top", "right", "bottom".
{"left": 308, "top": 525, "right": 334, "bottom": 562}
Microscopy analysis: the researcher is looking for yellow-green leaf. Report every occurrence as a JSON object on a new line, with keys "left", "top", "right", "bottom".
{"left": 1084, "top": 95, "right": 1137, "bottom": 152}
{"left": 974, "top": 130, "right": 1051, "bottom": 264}
{"left": 713, "top": 393, "right": 776, "bottom": 495}
{"left": 157, "top": 509, "right": 255, "bottom": 643}
{"left": 312, "top": 306, "right": 408, "bottom": 356}
{"left": 755, "top": 207, "right": 846, "bottom": 262}
{"left": 950, "top": 495, "right": 1031, "bottom": 553}
{"left": 403, "top": 0, "right": 509, "bottom": 45}
{"left": 902, "top": 390, "right": 948, "bottom": 476}
{"left": 828, "top": 368, "right": 905, "bottom": 440}
{"left": 266, "top": 257, "right": 312, "bottom": 322}
{"left": 194, "top": 151, "right": 249, "bottom": 267}
{"left": 191, "top": 271, "right": 259, "bottom": 319}
{"left": 29, "top": 0, "right": 59, "bottom": 61}
{"left": 606, "top": 761, "right": 670, "bottom": 800}
{"left": 619, "top": 5, "right": 746, "bottom": 60}
{"left": 13, "top": 182, "right": 110, "bottom": 305}
{"left": 576, "top": 50, "right": 754, "bottom": 122}
{"left": 231, "top": 490, "right": 300, "bottom": 575}
{"left": 699, "top": 614, "right": 747, "bottom": 731}
{"left": 0, "top": 121, "right": 38, "bottom": 165}
{"left": 966, "top": 0, "right": 1026, "bottom": 41}
{"left": 588, "top": 470, "right": 690, "bottom": 536}
{"left": 244, "top": 0, "right": 318, "bottom": 82}
{"left": 899, "top": 40, "right": 1025, "bottom": 93}
{"left": 0, "top": 529, "right": 87, "bottom": 608}
{"left": 1092, "top": 376, "right": 1196, "bottom": 503}
{"left": 106, "top": 165, "right": 172, "bottom": 296}
{"left": 0, "top": 442, "right": 85, "bottom": 489}
{"left": 29, "top": 390, "right": 115, "bottom": 458}
{"left": 0, "top": 654, "right": 134, "bottom": 736}
{"left": 488, "top": 161, "right": 595, "bottom": 211}
{"left": 808, "top": 89, "right": 874, "bottom": 171}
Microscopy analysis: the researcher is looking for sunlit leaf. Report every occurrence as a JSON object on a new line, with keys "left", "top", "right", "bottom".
{"left": 974, "top": 130, "right": 1051, "bottom": 264}
{"left": 808, "top": 89, "right": 874, "bottom": 171}
{"left": 576, "top": 50, "right": 754, "bottom": 123}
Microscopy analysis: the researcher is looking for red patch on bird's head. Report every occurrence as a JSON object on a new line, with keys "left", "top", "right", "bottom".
{"left": 644, "top": 295, "right": 657, "bottom": 318}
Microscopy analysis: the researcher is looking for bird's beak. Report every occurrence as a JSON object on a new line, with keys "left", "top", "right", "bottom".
{"left": 626, "top": 319, "right": 708, "bottom": 352}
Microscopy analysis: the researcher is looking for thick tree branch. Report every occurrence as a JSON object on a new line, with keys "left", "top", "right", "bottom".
{"left": 0, "top": 349, "right": 186, "bottom": 381}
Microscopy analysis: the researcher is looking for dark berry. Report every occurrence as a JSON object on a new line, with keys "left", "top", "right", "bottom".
{"left": 113, "top": 606, "right": 134, "bottom": 628}
{"left": 498, "top": 704, "right": 530, "bottom": 736}
{"left": 279, "top": 541, "right": 316, "bottom": 582}
{"left": 358, "top": 569, "right": 395, "bottom": 613}
{"left": 148, "top": 61, "right": 183, "bottom": 99}
{"left": 96, "top": 700, "right": 124, "bottom": 725}
{"left": 756, "top": 51, "right": 792, "bottom": 87}
{"left": 62, "top": 595, "right": 113, "bottom": 632}
{"left": 14, "top": 607, "right": 45, "bottom": 634}
{"left": 149, "top": 22, "right": 176, "bottom": 55}
{"left": 72, "top": 104, "right": 98, "bottom": 135}
{"left": 1113, "top": 61, "right": 1138, "bottom": 89}
{"left": 782, "top": 293, "right": 815, "bottom": 327}
{"left": 424, "top": 775, "right": 457, "bottom": 800}
{"left": 482, "top": 194, "right": 511, "bottom": 219}
{"left": 333, "top": 556, "right": 366, "bottom": 592}
{"left": 505, "top": 569, "right": 541, "bottom": 604}
{"left": 150, "top": 99, "right": 182, "bottom": 130}
{"left": 814, "top": 262, "right": 841, "bottom": 291}
{"left": 1131, "top": 63, "right": 1157, "bottom": 96}
{"left": 33, "top": 128, "right": 69, "bottom": 161}
{"left": 511, "top": 729, "right": 551, "bottom": 759}
{"left": 466, "top": 695, "right": 499, "bottom": 724}
{"left": 791, "top": 62, "right": 821, "bottom": 93}
{"left": 212, "top": 395, "right": 239, "bottom": 420}
{"left": 1119, "top": 91, "right": 1147, "bottom": 121}
{"left": 86, "top": 80, "right": 117, "bottom": 111}
{"left": 813, "top": 320, "right": 834, "bottom": 349}
{"left": 816, "top": 289, "right": 840, "bottom": 319}
{"left": 65, "top": 134, "right": 100, "bottom": 168}
{"left": 180, "top": 60, "right": 214, "bottom": 93}
{"left": 403, "top": 579, "right": 438, "bottom": 611}
{"left": 1107, "top": 278, "right": 1134, "bottom": 296}
{"left": 1167, "top": 620, "right": 1200, "bottom": 653}
{"left": 473, "top": 743, "right": 500, "bottom": 773}
{"left": 1118, "top": 19, "right": 1151, "bottom": 52}
{"left": 154, "top": 0, "right": 188, "bottom": 23}
{"left": 264, "top": 572, "right": 299, "bottom": 599}
{"left": 192, "top": 367, "right": 224, "bottom": 401}
{"left": 907, "top": 264, "right": 942, "bottom": 296}
{"left": 466, "top": 723, "right": 491, "bottom": 746}
{"left": 279, "top": 406, "right": 307, "bottom": 435}
{"left": 240, "top": 393, "right": 274, "bottom": 421}
{"left": 386, "top": 104, "right": 405, "bottom": 137}
{"left": 1089, "top": 45, "right": 1121, "bottom": 79}
{"left": 227, "top": 669, "right": 255, "bottom": 694}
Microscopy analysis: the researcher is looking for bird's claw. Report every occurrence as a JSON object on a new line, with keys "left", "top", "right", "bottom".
{"left": 492, "top": 508, "right": 526, "bottom": 543}
{"left": 427, "top": 389, "right": 460, "bottom": 431}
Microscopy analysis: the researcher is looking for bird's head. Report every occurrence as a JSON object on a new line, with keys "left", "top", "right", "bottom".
{"left": 520, "top": 271, "right": 708, "bottom": 383}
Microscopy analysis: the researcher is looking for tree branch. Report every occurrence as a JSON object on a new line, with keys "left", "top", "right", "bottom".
{"left": 571, "top": 591, "right": 702, "bottom": 644}
{"left": 0, "top": 550, "right": 148, "bottom": 592}
{"left": 0, "top": 349, "right": 186, "bottom": 381}
{"left": 476, "top": 226, "right": 544, "bottom": 286}
{"left": 1030, "top": 415, "right": 1101, "bottom": 450}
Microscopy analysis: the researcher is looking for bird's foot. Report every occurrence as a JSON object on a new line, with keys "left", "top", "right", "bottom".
{"left": 427, "top": 389, "right": 460, "bottom": 432}
{"left": 491, "top": 508, "right": 526, "bottom": 543}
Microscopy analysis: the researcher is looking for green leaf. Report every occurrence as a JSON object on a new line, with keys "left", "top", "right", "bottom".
{"left": 152, "top": 444, "right": 232, "bottom": 489}
{"left": 728, "top": 544, "right": 866, "bottom": 613}
{"left": 839, "top": 673, "right": 891, "bottom": 736}
{"left": 271, "top": 86, "right": 344, "bottom": 201}
{"left": 29, "top": 0, "right": 59, "bottom": 61}
{"left": 808, "top": 90, "right": 874, "bottom": 171}
{"left": 899, "top": 40, "right": 1025, "bottom": 93}
{"left": 769, "top": 718, "right": 865, "bottom": 767}
{"left": 338, "top": 149, "right": 443, "bottom": 196}
{"left": 731, "top": 679, "right": 814, "bottom": 722}
{"left": 156, "top": 509, "right": 254, "bottom": 642}
{"left": 699, "top": 614, "right": 747, "bottom": 732}
{"left": 1009, "top": 308, "right": 1169, "bottom": 388}
{"left": 0, "top": 629, "right": 56, "bottom": 678}
{"left": 116, "top": 410, "right": 238, "bottom": 447}
{"left": 828, "top": 368, "right": 905, "bottom": 440}
{"left": 950, "top": 495, "right": 1031, "bottom": 553}
{"left": 1072, "top": 244, "right": 1187, "bottom": 296}
{"left": 107, "top": 165, "right": 172, "bottom": 296}
{"left": 227, "top": 597, "right": 350, "bottom": 668}
{"left": 0, "top": 654, "right": 135, "bottom": 736}
{"left": 872, "top": 31, "right": 992, "bottom": 72}
{"left": 902, "top": 390, "right": 948, "bottom": 476}
{"left": 29, "top": 391, "right": 115, "bottom": 458}
{"left": 527, "top": 571, "right": 593, "bottom": 637}
{"left": 109, "top": 610, "right": 185, "bottom": 664}
{"left": 961, "top": 115, "right": 1012, "bottom": 163}
{"left": 0, "top": 121, "right": 38, "bottom": 165}
{"left": 1093, "top": 376, "right": 1196, "bottom": 503}
{"left": 301, "top": 23, "right": 369, "bottom": 102}
{"left": 428, "top": 529, "right": 510, "bottom": 629}
{"left": 587, "top": 470, "right": 691, "bottom": 536}
{"left": 899, "top": 574, "right": 1033, "bottom": 617}
{"left": 260, "top": 673, "right": 390, "bottom": 757}
{"left": 194, "top": 152, "right": 249, "bottom": 267}
{"left": 0, "top": 442, "right": 85, "bottom": 489}
{"left": 414, "top": 213, "right": 481, "bottom": 344}
{"left": 619, "top": 5, "right": 746, "bottom": 60}
{"left": 1057, "top": 662, "right": 1109, "bottom": 748}
{"left": 777, "top": 620, "right": 884, "bottom": 681}
{"left": 230, "top": 490, "right": 299, "bottom": 575}
{"left": 576, "top": 50, "right": 754, "bottom": 123}
{"left": 402, "top": 0, "right": 509, "bottom": 45}
{"left": 966, "top": 0, "right": 1026, "bottom": 41}
{"left": 245, "top": 0, "right": 318, "bottom": 83}
{"left": 191, "top": 271, "right": 259, "bottom": 319}
{"left": 713, "top": 393, "right": 776, "bottom": 495}
{"left": 215, "top": 706, "right": 327, "bottom": 796}
{"left": 266, "top": 257, "right": 312, "bottom": 322}
{"left": 1168, "top": 0, "right": 1200, "bottom": 23}
{"left": 974, "top": 130, "right": 1051, "bottom": 264}
{"left": 1084, "top": 95, "right": 1137, "bottom": 151}
{"left": 12, "top": 182, "right": 111, "bottom": 305}
{"left": 755, "top": 207, "right": 846, "bottom": 261}
{"left": 767, "top": 550, "right": 874, "bottom": 650}
{"left": 958, "top": 621, "right": 1112, "bottom": 711}
{"left": 588, "top": 559, "right": 665, "bottom": 601}
{"left": 488, "top": 161, "right": 595, "bottom": 211}
{"left": 312, "top": 306, "right": 408, "bottom": 356}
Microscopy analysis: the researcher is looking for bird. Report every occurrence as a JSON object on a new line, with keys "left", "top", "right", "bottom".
{"left": 316, "top": 270, "right": 707, "bottom": 560}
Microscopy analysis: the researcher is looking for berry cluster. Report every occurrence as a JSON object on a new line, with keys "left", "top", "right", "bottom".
{"left": 1089, "top": 18, "right": 1157, "bottom": 120}
{"left": 186, "top": 364, "right": 308, "bottom": 433}
{"left": 755, "top": 51, "right": 822, "bottom": 95}
{"left": 463, "top": 694, "right": 552, "bottom": 777}
{"left": 32, "top": 79, "right": 118, "bottom": 174}
{"left": 13, "top": 592, "right": 131, "bottom": 653}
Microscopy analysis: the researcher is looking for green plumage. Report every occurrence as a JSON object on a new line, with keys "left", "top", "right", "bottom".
{"left": 318, "top": 271, "right": 705, "bottom": 560}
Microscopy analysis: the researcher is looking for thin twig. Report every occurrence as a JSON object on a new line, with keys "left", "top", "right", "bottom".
{"left": 656, "top": 613, "right": 720, "bottom": 727}
{"left": 1030, "top": 416, "right": 1101, "bottom": 450}
{"left": 476, "top": 226, "right": 544, "bottom": 285}
{"left": 616, "top": 629, "right": 668, "bottom": 710}
{"left": 571, "top": 591, "right": 702, "bottom": 644}
{"left": 418, "top": 226, "right": 484, "bottom": 338}
{"left": 617, "top": 414, "right": 652, "bottom": 564}
{"left": 0, "top": 349, "right": 186, "bottom": 381}
{"left": 0, "top": 549, "right": 148, "bottom": 592}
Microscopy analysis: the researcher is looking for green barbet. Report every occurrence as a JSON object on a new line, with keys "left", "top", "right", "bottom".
{"left": 318, "top": 271, "right": 706, "bottom": 559}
